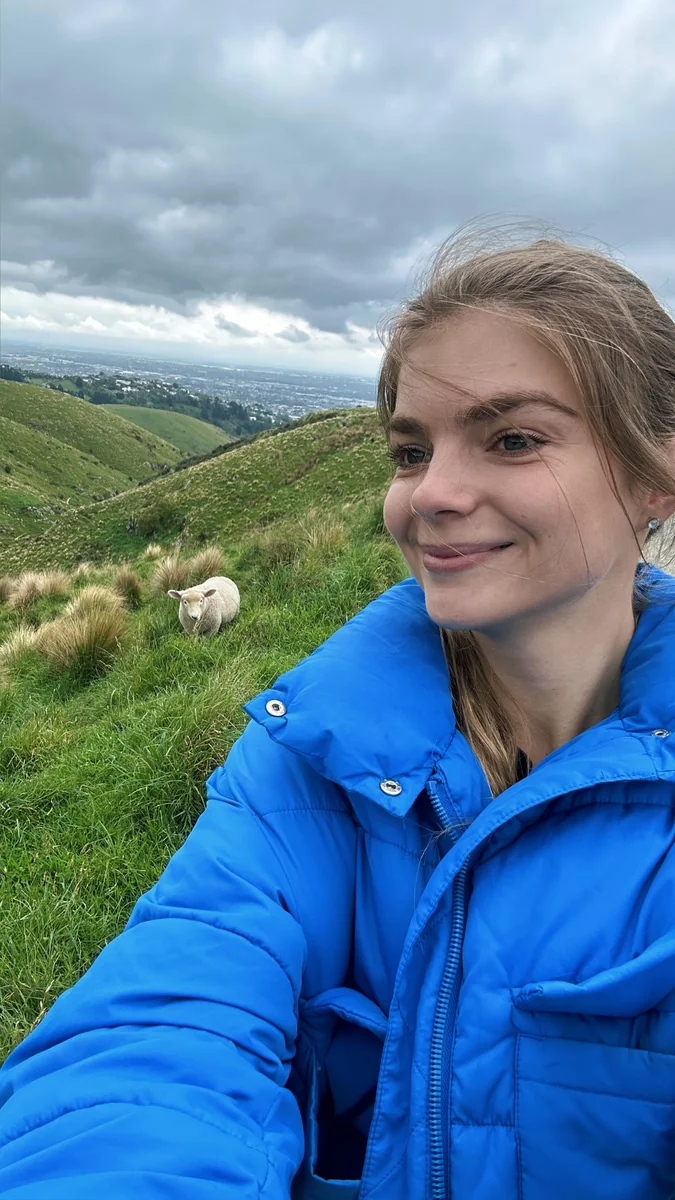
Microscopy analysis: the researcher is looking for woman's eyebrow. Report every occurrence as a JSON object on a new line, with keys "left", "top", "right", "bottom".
{"left": 456, "top": 391, "right": 580, "bottom": 427}
{"left": 388, "top": 391, "right": 579, "bottom": 438}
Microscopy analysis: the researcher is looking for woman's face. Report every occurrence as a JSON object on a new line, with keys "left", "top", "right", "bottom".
{"left": 383, "top": 309, "right": 654, "bottom": 635}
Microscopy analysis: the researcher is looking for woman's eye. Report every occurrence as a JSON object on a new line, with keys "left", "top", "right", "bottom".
{"left": 387, "top": 443, "right": 429, "bottom": 469}
{"left": 494, "top": 430, "right": 548, "bottom": 455}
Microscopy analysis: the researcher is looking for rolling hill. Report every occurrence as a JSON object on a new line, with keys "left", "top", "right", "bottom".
{"left": 0, "top": 380, "right": 184, "bottom": 544}
{"left": 99, "top": 404, "right": 227, "bottom": 456}
{"left": 2, "top": 407, "right": 389, "bottom": 572}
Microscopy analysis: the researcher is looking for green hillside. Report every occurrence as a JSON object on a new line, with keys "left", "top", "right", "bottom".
{"left": 2, "top": 408, "right": 388, "bottom": 572}
{"left": 0, "top": 380, "right": 182, "bottom": 479}
{"left": 0, "top": 380, "right": 186, "bottom": 546}
{"left": 0, "top": 406, "right": 403, "bottom": 1056}
{"left": 100, "top": 404, "right": 227, "bottom": 456}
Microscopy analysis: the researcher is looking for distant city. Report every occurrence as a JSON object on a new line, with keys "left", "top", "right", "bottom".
{"left": 0, "top": 341, "right": 377, "bottom": 421}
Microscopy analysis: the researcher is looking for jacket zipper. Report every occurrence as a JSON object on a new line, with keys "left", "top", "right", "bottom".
{"left": 426, "top": 779, "right": 470, "bottom": 1200}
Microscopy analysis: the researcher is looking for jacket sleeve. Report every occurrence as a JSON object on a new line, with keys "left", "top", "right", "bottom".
{"left": 0, "top": 721, "right": 356, "bottom": 1198}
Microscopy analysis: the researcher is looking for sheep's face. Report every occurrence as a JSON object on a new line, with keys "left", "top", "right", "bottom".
{"left": 181, "top": 593, "right": 206, "bottom": 621}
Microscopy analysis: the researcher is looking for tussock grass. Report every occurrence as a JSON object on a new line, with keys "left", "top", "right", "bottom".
{"left": 188, "top": 545, "right": 225, "bottom": 580}
{"left": 0, "top": 625, "right": 40, "bottom": 689}
{"left": 0, "top": 576, "right": 18, "bottom": 603}
{"left": 36, "top": 604, "right": 128, "bottom": 676}
{"left": 112, "top": 565, "right": 144, "bottom": 607}
{"left": 73, "top": 561, "right": 94, "bottom": 577}
{"left": 7, "top": 572, "right": 44, "bottom": 610}
{"left": 7, "top": 570, "right": 70, "bottom": 610}
{"left": 300, "top": 510, "right": 347, "bottom": 558}
{"left": 148, "top": 554, "right": 191, "bottom": 596}
{"left": 0, "top": 623, "right": 39, "bottom": 665}
{"left": 37, "top": 570, "right": 71, "bottom": 597}
{"left": 142, "top": 543, "right": 164, "bottom": 559}
{"left": 64, "top": 585, "right": 125, "bottom": 619}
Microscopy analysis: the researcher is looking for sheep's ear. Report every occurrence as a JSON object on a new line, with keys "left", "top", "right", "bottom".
{"left": 167, "top": 589, "right": 182, "bottom": 599}
{"left": 203, "top": 587, "right": 217, "bottom": 597}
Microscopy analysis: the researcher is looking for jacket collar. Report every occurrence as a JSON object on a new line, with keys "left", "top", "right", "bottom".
{"left": 245, "top": 568, "right": 675, "bottom": 816}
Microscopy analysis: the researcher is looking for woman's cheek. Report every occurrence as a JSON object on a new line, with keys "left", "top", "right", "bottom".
{"left": 383, "top": 479, "right": 410, "bottom": 544}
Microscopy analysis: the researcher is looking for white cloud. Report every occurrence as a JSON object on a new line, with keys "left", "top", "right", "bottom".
{"left": 0, "top": 282, "right": 382, "bottom": 373}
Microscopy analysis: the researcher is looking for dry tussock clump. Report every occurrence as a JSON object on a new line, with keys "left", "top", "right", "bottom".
{"left": 112, "top": 565, "right": 143, "bottom": 607}
{"left": 38, "top": 570, "right": 71, "bottom": 597}
{"left": 188, "top": 545, "right": 225, "bottom": 579}
{"left": 64, "top": 585, "right": 125, "bottom": 620}
{"left": 0, "top": 576, "right": 18, "bottom": 603}
{"left": 7, "top": 570, "right": 71, "bottom": 609}
{"left": 149, "top": 555, "right": 190, "bottom": 597}
{"left": 7, "top": 572, "right": 44, "bottom": 610}
{"left": 73, "top": 562, "right": 94, "bottom": 577}
{"left": 36, "top": 604, "right": 128, "bottom": 675}
{"left": 143, "top": 543, "right": 164, "bottom": 559}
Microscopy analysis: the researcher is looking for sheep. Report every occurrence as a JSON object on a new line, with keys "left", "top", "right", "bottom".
{"left": 168, "top": 576, "right": 240, "bottom": 636}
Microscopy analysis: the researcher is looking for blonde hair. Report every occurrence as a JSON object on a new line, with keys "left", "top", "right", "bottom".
{"left": 377, "top": 230, "right": 675, "bottom": 795}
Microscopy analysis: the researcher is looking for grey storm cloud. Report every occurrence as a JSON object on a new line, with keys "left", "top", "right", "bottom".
{"left": 278, "top": 325, "right": 311, "bottom": 343}
{"left": 2, "top": 0, "right": 675, "bottom": 336}
{"left": 214, "top": 316, "right": 257, "bottom": 337}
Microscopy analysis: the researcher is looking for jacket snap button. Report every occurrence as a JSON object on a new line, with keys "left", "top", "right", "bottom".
{"left": 265, "top": 699, "right": 286, "bottom": 717}
{"left": 379, "top": 779, "right": 402, "bottom": 797}
{"left": 651, "top": 729, "right": 670, "bottom": 738}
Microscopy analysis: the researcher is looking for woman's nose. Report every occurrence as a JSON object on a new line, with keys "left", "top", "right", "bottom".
{"left": 410, "top": 452, "right": 478, "bottom": 520}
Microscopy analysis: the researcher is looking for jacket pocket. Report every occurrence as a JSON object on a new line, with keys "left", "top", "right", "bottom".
{"left": 290, "top": 988, "right": 387, "bottom": 1200}
{"left": 512, "top": 939, "right": 675, "bottom": 1200}
{"left": 515, "top": 1034, "right": 675, "bottom": 1199}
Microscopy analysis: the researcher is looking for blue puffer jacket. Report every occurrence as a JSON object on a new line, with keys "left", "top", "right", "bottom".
{"left": 1, "top": 574, "right": 674, "bottom": 1199}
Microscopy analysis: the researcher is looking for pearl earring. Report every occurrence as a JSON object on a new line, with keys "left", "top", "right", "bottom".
{"left": 648, "top": 518, "right": 661, "bottom": 532}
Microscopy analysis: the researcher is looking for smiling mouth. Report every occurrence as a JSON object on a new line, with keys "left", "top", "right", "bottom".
{"left": 419, "top": 542, "right": 514, "bottom": 572}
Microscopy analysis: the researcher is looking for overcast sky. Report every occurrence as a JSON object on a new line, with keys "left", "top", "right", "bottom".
{"left": 2, "top": 0, "right": 674, "bottom": 375}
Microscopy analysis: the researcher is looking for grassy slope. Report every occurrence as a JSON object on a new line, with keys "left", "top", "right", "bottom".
{"left": 0, "top": 409, "right": 403, "bottom": 1057}
{"left": 0, "top": 412, "right": 141, "bottom": 523}
{"left": 100, "top": 404, "right": 227, "bottom": 457}
{"left": 3, "top": 408, "right": 388, "bottom": 571}
{"left": 0, "top": 380, "right": 182, "bottom": 480}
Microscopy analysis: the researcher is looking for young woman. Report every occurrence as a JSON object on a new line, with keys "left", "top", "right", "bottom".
{"left": 1, "top": 235, "right": 674, "bottom": 1199}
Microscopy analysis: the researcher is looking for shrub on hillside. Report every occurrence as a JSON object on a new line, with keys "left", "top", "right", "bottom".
{"left": 0, "top": 576, "right": 18, "bottom": 603}
{"left": 112, "top": 566, "right": 143, "bottom": 607}
{"left": 132, "top": 499, "right": 185, "bottom": 539}
{"left": 36, "top": 605, "right": 128, "bottom": 677}
{"left": 188, "top": 545, "right": 225, "bottom": 580}
{"left": 64, "top": 585, "right": 125, "bottom": 620}
{"left": 143, "top": 543, "right": 164, "bottom": 559}
{"left": 148, "top": 555, "right": 191, "bottom": 597}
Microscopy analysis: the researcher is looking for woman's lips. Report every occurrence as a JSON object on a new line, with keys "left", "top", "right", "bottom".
{"left": 419, "top": 542, "right": 513, "bottom": 572}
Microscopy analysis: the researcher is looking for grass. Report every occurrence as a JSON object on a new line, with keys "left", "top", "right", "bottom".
{"left": 0, "top": 407, "right": 404, "bottom": 1059}
{"left": 100, "top": 405, "right": 227, "bottom": 457}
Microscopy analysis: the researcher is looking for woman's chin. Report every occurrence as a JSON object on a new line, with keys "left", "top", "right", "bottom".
{"left": 421, "top": 583, "right": 510, "bottom": 633}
